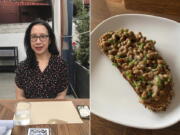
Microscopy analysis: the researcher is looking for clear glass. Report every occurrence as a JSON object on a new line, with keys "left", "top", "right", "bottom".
{"left": 14, "top": 102, "right": 31, "bottom": 126}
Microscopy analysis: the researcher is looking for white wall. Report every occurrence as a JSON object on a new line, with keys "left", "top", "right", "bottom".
{"left": 0, "top": 32, "right": 26, "bottom": 62}
{"left": 0, "top": 23, "right": 30, "bottom": 62}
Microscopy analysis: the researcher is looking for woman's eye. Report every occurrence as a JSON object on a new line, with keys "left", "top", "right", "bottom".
{"left": 41, "top": 35, "right": 46, "bottom": 38}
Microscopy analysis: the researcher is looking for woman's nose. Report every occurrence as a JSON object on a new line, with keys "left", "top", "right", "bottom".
{"left": 36, "top": 37, "right": 41, "bottom": 43}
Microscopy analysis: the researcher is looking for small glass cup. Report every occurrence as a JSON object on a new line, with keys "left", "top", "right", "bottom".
{"left": 14, "top": 102, "right": 31, "bottom": 126}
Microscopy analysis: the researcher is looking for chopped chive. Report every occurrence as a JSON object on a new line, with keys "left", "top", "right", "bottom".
{"left": 152, "top": 64, "right": 157, "bottom": 69}
{"left": 115, "top": 55, "right": 121, "bottom": 59}
{"left": 125, "top": 71, "right": 133, "bottom": 79}
{"left": 112, "top": 62, "right": 118, "bottom": 67}
{"left": 108, "top": 39, "right": 114, "bottom": 44}
{"left": 138, "top": 76, "right": 145, "bottom": 81}
{"left": 116, "top": 54, "right": 126, "bottom": 58}
{"left": 129, "top": 59, "right": 136, "bottom": 66}
{"left": 143, "top": 55, "right": 147, "bottom": 61}
{"left": 155, "top": 76, "right": 163, "bottom": 89}
{"left": 137, "top": 43, "right": 145, "bottom": 49}
{"left": 132, "top": 81, "right": 141, "bottom": 88}
{"left": 126, "top": 57, "right": 133, "bottom": 62}
{"left": 108, "top": 39, "right": 119, "bottom": 45}
{"left": 141, "top": 96, "right": 147, "bottom": 100}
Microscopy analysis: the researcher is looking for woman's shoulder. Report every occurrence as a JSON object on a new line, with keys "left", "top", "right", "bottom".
{"left": 16, "top": 60, "right": 29, "bottom": 72}
{"left": 51, "top": 55, "right": 68, "bottom": 71}
{"left": 52, "top": 54, "right": 66, "bottom": 64}
{"left": 18, "top": 60, "right": 29, "bottom": 67}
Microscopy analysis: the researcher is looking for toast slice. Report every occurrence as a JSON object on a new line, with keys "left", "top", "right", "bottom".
{"left": 98, "top": 29, "right": 174, "bottom": 112}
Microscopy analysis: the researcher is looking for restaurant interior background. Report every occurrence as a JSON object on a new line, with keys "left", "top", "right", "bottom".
{"left": 0, "top": 0, "right": 90, "bottom": 99}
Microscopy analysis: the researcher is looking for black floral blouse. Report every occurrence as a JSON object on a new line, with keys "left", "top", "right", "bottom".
{"left": 15, "top": 55, "right": 68, "bottom": 98}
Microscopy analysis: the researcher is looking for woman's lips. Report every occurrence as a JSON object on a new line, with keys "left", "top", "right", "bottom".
{"left": 35, "top": 46, "right": 43, "bottom": 51}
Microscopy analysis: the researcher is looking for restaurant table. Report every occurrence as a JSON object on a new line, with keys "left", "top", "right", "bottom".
{"left": 91, "top": 0, "right": 180, "bottom": 135}
{"left": 91, "top": 0, "right": 180, "bottom": 30}
{"left": 0, "top": 98, "right": 89, "bottom": 135}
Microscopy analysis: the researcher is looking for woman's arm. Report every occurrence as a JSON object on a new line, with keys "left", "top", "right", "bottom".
{"left": 16, "top": 85, "right": 26, "bottom": 99}
{"left": 55, "top": 88, "right": 67, "bottom": 99}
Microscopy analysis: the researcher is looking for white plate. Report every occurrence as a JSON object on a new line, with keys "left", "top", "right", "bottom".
{"left": 90, "top": 14, "right": 180, "bottom": 129}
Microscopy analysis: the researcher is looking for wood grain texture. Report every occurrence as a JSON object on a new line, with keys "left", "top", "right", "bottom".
{"left": 91, "top": 0, "right": 180, "bottom": 30}
{"left": 12, "top": 124, "right": 89, "bottom": 135}
{"left": 124, "top": 0, "right": 180, "bottom": 16}
{"left": 91, "top": 0, "right": 180, "bottom": 134}
{"left": 91, "top": 113, "right": 180, "bottom": 135}
{"left": 0, "top": 99, "right": 89, "bottom": 135}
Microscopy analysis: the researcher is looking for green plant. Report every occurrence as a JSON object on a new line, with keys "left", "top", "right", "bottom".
{"left": 74, "top": 0, "right": 89, "bottom": 68}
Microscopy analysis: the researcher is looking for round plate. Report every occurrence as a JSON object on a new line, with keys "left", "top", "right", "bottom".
{"left": 90, "top": 14, "right": 180, "bottom": 129}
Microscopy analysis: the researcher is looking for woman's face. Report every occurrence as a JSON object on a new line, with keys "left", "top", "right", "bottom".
{"left": 30, "top": 24, "right": 50, "bottom": 56}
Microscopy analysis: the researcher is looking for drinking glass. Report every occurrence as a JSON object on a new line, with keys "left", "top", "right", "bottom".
{"left": 14, "top": 102, "right": 31, "bottom": 125}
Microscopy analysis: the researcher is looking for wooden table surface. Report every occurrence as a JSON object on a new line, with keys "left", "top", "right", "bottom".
{"left": 0, "top": 98, "right": 89, "bottom": 135}
{"left": 91, "top": 0, "right": 180, "bottom": 135}
{"left": 91, "top": 0, "right": 180, "bottom": 30}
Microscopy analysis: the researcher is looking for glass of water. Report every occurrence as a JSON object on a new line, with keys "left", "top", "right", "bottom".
{"left": 14, "top": 102, "right": 31, "bottom": 126}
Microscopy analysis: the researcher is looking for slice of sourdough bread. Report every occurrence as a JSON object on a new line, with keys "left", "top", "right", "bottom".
{"left": 98, "top": 29, "right": 173, "bottom": 112}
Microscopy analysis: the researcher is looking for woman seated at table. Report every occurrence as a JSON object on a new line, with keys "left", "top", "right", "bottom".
{"left": 15, "top": 19, "right": 68, "bottom": 99}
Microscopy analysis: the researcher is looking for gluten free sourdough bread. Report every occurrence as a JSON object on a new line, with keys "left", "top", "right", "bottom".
{"left": 98, "top": 29, "right": 174, "bottom": 112}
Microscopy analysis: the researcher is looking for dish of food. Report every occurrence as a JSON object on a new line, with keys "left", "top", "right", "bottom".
{"left": 91, "top": 14, "right": 180, "bottom": 129}
{"left": 98, "top": 29, "right": 173, "bottom": 112}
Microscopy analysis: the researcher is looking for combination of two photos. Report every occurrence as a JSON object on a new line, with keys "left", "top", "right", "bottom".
{"left": 0, "top": 0, "right": 179, "bottom": 135}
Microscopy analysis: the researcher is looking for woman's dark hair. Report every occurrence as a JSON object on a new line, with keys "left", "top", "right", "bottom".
{"left": 24, "top": 19, "right": 59, "bottom": 68}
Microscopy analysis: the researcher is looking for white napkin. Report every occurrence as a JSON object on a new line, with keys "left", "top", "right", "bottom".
{"left": 0, "top": 127, "right": 12, "bottom": 135}
{"left": 0, "top": 126, "right": 7, "bottom": 135}
{"left": 0, "top": 120, "right": 14, "bottom": 135}
{"left": 0, "top": 120, "right": 14, "bottom": 129}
